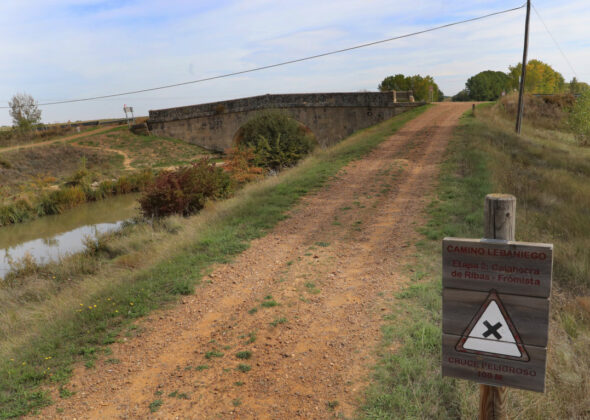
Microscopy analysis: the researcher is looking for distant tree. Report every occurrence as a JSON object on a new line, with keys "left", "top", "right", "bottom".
{"left": 378, "top": 74, "right": 442, "bottom": 101}
{"left": 508, "top": 59, "right": 565, "bottom": 94}
{"left": 568, "top": 90, "right": 590, "bottom": 146}
{"left": 452, "top": 89, "right": 471, "bottom": 102}
{"left": 8, "top": 93, "right": 42, "bottom": 130}
{"left": 465, "top": 70, "right": 511, "bottom": 101}
{"left": 378, "top": 74, "right": 409, "bottom": 92}
{"left": 567, "top": 77, "right": 590, "bottom": 95}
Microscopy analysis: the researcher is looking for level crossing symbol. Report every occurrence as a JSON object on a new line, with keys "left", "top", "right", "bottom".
{"left": 455, "top": 290, "right": 529, "bottom": 362}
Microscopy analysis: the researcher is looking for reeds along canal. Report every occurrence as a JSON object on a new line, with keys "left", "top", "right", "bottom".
{"left": 0, "top": 193, "right": 140, "bottom": 279}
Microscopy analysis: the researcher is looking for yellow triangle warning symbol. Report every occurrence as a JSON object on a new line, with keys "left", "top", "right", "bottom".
{"left": 455, "top": 290, "right": 529, "bottom": 362}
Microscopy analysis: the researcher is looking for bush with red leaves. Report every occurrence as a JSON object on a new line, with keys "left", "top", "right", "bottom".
{"left": 139, "top": 158, "right": 231, "bottom": 218}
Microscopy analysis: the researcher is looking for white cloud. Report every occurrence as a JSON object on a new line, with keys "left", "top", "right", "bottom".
{"left": 0, "top": 0, "right": 588, "bottom": 125}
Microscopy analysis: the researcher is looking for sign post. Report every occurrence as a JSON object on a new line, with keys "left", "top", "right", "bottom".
{"left": 123, "top": 105, "right": 135, "bottom": 127}
{"left": 442, "top": 194, "right": 552, "bottom": 419}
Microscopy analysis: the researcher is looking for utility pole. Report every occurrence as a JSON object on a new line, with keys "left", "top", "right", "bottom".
{"left": 515, "top": 0, "right": 531, "bottom": 134}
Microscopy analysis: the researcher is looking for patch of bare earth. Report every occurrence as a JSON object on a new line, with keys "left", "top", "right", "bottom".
{"left": 32, "top": 103, "right": 471, "bottom": 419}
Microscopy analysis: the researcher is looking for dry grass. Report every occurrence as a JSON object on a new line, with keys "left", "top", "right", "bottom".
{"left": 497, "top": 92, "right": 575, "bottom": 130}
{"left": 73, "top": 127, "right": 214, "bottom": 169}
{"left": 0, "top": 144, "right": 123, "bottom": 198}
{"left": 460, "top": 106, "right": 590, "bottom": 419}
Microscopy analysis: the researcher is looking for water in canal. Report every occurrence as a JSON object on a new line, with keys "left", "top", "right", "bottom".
{"left": 0, "top": 194, "right": 140, "bottom": 278}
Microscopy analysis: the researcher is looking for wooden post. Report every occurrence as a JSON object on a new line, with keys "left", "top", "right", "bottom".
{"left": 480, "top": 193, "right": 515, "bottom": 420}
{"left": 484, "top": 194, "right": 515, "bottom": 241}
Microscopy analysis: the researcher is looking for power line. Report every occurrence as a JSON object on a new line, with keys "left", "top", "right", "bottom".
{"left": 1, "top": 3, "right": 526, "bottom": 109}
{"left": 531, "top": 3, "right": 578, "bottom": 78}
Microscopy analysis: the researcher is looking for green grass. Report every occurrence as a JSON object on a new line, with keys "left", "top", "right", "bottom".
{"left": 269, "top": 317, "right": 287, "bottom": 327}
{"left": 168, "top": 390, "right": 189, "bottom": 399}
{"left": 235, "top": 351, "right": 252, "bottom": 360}
{"left": 304, "top": 282, "right": 321, "bottom": 295}
{"left": 236, "top": 364, "right": 251, "bottom": 373}
{"left": 246, "top": 332, "right": 257, "bottom": 344}
{"left": 260, "top": 299, "right": 279, "bottom": 308}
{"left": 149, "top": 399, "right": 163, "bottom": 413}
{"left": 204, "top": 350, "right": 224, "bottom": 360}
{"left": 0, "top": 105, "right": 429, "bottom": 418}
{"left": 327, "top": 400, "right": 339, "bottom": 410}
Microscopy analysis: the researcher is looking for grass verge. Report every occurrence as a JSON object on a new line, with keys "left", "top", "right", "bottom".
{"left": 361, "top": 106, "right": 590, "bottom": 419}
{"left": 0, "top": 105, "right": 429, "bottom": 418}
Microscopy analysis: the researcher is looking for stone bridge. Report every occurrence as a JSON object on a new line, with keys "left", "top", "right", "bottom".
{"left": 147, "top": 91, "right": 422, "bottom": 151}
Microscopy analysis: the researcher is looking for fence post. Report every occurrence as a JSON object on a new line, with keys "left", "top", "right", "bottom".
{"left": 479, "top": 193, "right": 515, "bottom": 419}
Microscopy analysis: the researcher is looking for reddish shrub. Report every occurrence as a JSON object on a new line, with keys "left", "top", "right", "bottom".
{"left": 224, "top": 147, "right": 264, "bottom": 186}
{"left": 139, "top": 159, "right": 231, "bottom": 218}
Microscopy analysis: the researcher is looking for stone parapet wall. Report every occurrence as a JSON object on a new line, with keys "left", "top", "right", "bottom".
{"left": 149, "top": 92, "right": 406, "bottom": 123}
{"left": 148, "top": 92, "right": 423, "bottom": 152}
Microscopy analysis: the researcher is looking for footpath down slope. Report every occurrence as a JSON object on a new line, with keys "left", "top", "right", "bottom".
{"left": 34, "top": 103, "right": 471, "bottom": 419}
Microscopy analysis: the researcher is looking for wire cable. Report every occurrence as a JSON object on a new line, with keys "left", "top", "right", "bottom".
{"left": 1, "top": 3, "right": 526, "bottom": 108}
{"left": 531, "top": 3, "right": 578, "bottom": 78}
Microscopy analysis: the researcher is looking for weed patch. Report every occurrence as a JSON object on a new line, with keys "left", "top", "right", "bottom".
{"left": 149, "top": 399, "right": 163, "bottom": 413}
{"left": 236, "top": 364, "right": 251, "bottom": 373}
{"left": 235, "top": 351, "right": 252, "bottom": 360}
{"left": 204, "top": 350, "right": 224, "bottom": 360}
{"left": 270, "top": 317, "right": 287, "bottom": 327}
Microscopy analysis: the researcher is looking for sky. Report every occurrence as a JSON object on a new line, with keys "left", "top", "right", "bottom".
{"left": 0, "top": 0, "right": 588, "bottom": 125}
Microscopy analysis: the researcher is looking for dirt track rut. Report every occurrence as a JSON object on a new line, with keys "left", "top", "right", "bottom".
{"left": 33, "top": 103, "right": 471, "bottom": 419}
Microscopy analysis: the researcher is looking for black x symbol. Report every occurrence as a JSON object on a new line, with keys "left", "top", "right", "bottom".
{"left": 482, "top": 320, "right": 502, "bottom": 339}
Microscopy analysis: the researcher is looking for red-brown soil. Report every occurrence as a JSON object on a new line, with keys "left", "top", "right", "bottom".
{"left": 31, "top": 103, "right": 471, "bottom": 419}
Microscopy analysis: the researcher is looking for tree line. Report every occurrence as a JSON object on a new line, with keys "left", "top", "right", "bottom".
{"left": 453, "top": 59, "right": 589, "bottom": 102}
{"left": 378, "top": 74, "right": 443, "bottom": 102}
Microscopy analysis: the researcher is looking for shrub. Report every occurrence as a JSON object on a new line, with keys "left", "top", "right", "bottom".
{"left": 224, "top": 147, "right": 264, "bottom": 186}
{"left": 498, "top": 92, "right": 574, "bottom": 130}
{"left": 237, "top": 110, "right": 316, "bottom": 171}
{"left": 129, "top": 169, "right": 155, "bottom": 191}
{"left": 52, "top": 186, "right": 87, "bottom": 212}
{"left": 139, "top": 159, "right": 231, "bottom": 218}
{"left": 568, "top": 90, "right": 590, "bottom": 146}
{"left": 114, "top": 176, "right": 132, "bottom": 194}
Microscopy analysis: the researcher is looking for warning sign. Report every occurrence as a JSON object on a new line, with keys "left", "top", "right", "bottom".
{"left": 455, "top": 290, "right": 529, "bottom": 361}
{"left": 442, "top": 237, "right": 552, "bottom": 392}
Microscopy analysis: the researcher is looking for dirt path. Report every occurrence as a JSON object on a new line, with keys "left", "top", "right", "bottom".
{"left": 0, "top": 125, "right": 117, "bottom": 154}
{"left": 73, "top": 143, "right": 134, "bottom": 171}
{"left": 33, "top": 103, "right": 471, "bottom": 419}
